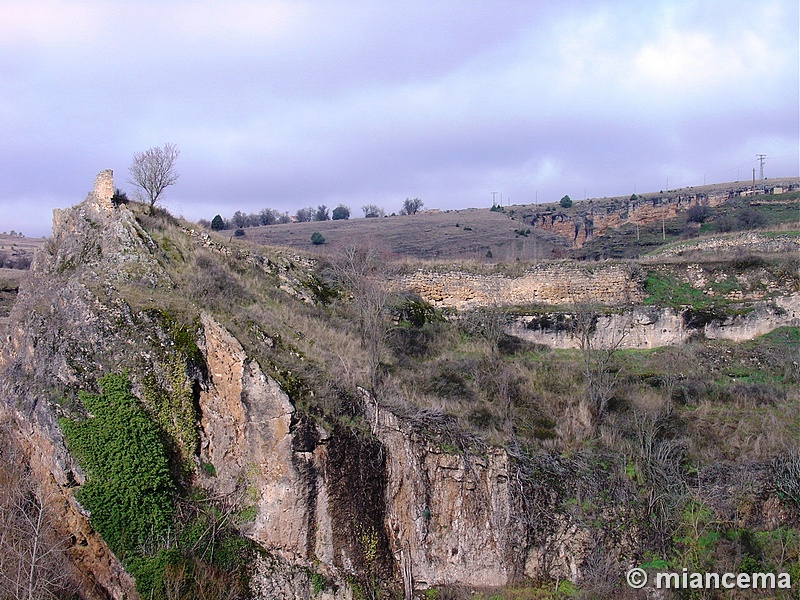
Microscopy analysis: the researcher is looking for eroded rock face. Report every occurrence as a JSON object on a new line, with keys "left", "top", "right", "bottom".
{"left": 508, "top": 296, "right": 800, "bottom": 350}
{"left": 198, "top": 313, "right": 312, "bottom": 554}
{"left": 366, "top": 403, "right": 526, "bottom": 588}
{"left": 197, "top": 314, "right": 395, "bottom": 593}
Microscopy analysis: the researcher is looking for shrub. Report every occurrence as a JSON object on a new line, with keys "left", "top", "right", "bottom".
{"left": 560, "top": 195, "right": 573, "bottom": 208}
{"left": 234, "top": 228, "right": 245, "bottom": 237}
{"left": 210, "top": 214, "right": 225, "bottom": 231}
{"left": 332, "top": 204, "right": 350, "bottom": 220}
{"left": 295, "top": 207, "right": 314, "bottom": 222}
{"left": 315, "top": 205, "right": 330, "bottom": 221}
{"left": 362, "top": 204, "right": 384, "bottom": 218}
{"left": 771, "top": 452, "right": 800, "bottom": 510}
{"left": 714, "top": 215, "right": 736, "bottom": 232}
{"left": 60, "top": 374, "right": 175, "bottom": 558}
{"left": 393, "top": 295, "right": 440, "bottom": 327}
{"left": 686, "top": 205, "right": 711, "bottom": 223}
{"left": 111, "top": 188, "right": 129, "bottom": 206}
{"left": 737, "top": 207, "right": 766, "bottom": 229}
{"left": 311, "top": 232, "right": 326, "bottom": 245}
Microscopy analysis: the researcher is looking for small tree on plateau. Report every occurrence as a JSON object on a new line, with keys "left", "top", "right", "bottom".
{"left": 401, "top": 197, "right": 424, "bottom": 215}
{"left": 128, "top": 143, "right": 180, "bottom": 213}
{"left": 332, "top": 204, "right": 350, "bottom": 220}
{"left": 210, "top": 214, "right": 225, "bottom": 230}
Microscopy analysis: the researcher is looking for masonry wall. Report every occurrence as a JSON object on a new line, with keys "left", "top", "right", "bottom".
{"left": 392, "top": 262, "right": 645, "bottom": 309}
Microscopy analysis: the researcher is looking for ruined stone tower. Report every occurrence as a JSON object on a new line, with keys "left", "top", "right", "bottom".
{"left": 91, "top": 169, "right": 114, "bottom": 209}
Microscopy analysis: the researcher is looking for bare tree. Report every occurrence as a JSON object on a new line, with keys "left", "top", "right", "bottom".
{"left": 361, "top": 204, "right": 385, "bottom": 218}
{"left": 128, "top": 142, "right": 180, "bottom": 213}
{"left": 401, "top": 197, "right": 424, "bottom": 215}
{"left": 460, "top": 301, "right": 509, "bottom": 355}
{"left": 333, "top": 245, "right": 392, "bottom": 392}
{"left": 0, "top": 427, "right": 73, "bottom": 600}
{"left": 570, "top": 296, "right": 630, "bottom": 433}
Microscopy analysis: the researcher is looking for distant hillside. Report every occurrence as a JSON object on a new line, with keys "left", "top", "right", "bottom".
{"left": 1, "top": 171, "right": 798, "bottom": 600}
{"left": 212, "top": 178, "right": 799, "bottom": 262}
{"left": 235, "top": 207, "right": 572, "bottom": 261}
{"left": 0, "top": 233, "right": 43, "bottom": 269}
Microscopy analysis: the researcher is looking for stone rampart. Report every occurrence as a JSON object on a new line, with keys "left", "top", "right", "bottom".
{"left": 392, "top": 262, "right": 645, "bottom": 309}
{"left": 649, "top": 232, "right": 800, "bottom": 258}
{"left": 90, "top": 169, "right": 114, "bottom": 209}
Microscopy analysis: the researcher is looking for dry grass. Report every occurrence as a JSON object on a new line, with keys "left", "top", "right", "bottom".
{"left": 225, "top": 208, "right": 570, "bottom": 262}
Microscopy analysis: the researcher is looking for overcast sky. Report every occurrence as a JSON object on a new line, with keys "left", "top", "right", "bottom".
{"left": 2, "top": 0, "right": 798, "bottom": 237}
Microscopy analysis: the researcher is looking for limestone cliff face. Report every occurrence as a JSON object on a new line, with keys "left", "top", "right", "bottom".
{"left": 367, "top": 402, "right": 527, "bottom": 588}
{"left": 509, "top": 295, "right": 800, "bottom": 350}
{"left": 527, "top": 189, "right": 731, "bottom": 247}
{"left": 194, "top": 317, "right": 641, "bottom": 594}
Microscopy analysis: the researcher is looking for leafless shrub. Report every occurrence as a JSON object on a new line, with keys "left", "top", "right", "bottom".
{"left": 459, "top": 303, "right": 509, "bottom": 354}
{"left": 577, "top": 544, "right": 621, "bottom": 599}
{"left": 0, "top": 424, "right": 75, "bottom": 600}
{"left": 567, "top": 295, "right": 631, "bottom": 435}
{"left": 771, "top": 451, "right": 800, "bottom": 511}
{"left": 330, "top": 245, "right": 394, "bottom": 392}
{"left": 728, "top": 382, "right": 786, "bottom": 407}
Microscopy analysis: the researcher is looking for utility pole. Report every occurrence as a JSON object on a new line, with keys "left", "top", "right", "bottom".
{"left": 756, "top": 154, "right": 766, "bottom": 180}
{"left": 491, "top": 191, "right": 498, "bottom": 207}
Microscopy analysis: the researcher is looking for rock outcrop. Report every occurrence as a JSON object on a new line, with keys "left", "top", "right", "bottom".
{"left": 509, "top": 295, "right": 800, "bottom": 350}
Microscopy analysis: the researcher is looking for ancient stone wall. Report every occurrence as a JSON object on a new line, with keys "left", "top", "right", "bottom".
{"left": 392, "top": 262, "right": 645, "bottom": 309}
{"left": 91, "top": 169, "right": 114, "bottom": 209}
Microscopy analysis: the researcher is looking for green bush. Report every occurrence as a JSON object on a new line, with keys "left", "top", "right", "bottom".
{"left": 332, "top": 204, "right": 350, "bottom": 220}
{"left": 60, "top": 373, "right": 175, "bottom": 558}
{"left": 559, "top": 195, "right": 573, "bottom": 208}
{"left": 686, "top": 204, "right": 711, "bottom": 223}
{"left": 311, "top": 231, "right": 326, "bottom": 245}
{"left": 210, "top": 214, "right": 225, "bottom": 230}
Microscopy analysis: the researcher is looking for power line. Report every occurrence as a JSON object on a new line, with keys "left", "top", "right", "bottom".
{"left": 756, "top": 154, "right": 766, "bottom": 180}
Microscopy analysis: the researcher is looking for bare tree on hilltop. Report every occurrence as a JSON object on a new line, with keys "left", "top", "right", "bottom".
{"left": 128, "top": 143, "right": 180, "bottom": 214}
{"left": 401, "top": 197, "right": 423, "bottom": 215}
